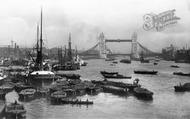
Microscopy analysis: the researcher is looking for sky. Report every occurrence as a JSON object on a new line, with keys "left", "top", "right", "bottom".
{"left": 0, "top": 0, "right": 189, "bottom": 53}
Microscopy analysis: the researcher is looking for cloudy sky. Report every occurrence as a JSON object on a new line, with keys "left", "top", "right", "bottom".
{"left": 0, "top": 0, "right": 189, "bottom": 53}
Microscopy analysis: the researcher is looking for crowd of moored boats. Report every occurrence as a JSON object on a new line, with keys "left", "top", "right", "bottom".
{"left": 0, "top": 59, "right": 189, "bottom": 118}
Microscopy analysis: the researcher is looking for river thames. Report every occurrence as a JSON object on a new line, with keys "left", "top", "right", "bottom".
{"left": 1, "top": 59, "right": 190, "bottom": 119}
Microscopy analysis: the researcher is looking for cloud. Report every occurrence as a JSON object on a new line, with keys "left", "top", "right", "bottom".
{"left": 0, "top": 0, "right": 189, "bottom": 53}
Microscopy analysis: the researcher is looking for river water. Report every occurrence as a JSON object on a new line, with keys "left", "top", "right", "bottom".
{"left": 1, "top": 59, "right": 190, "bottom": 119}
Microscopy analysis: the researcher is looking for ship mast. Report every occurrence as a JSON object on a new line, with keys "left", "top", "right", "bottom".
{"left": 35, "top": 24, "right": 40, "bottom": 65}
{"left": 39, "top": 8, "right": 43, "bottom": 70}
{"left": 68, "top": 33, "right": 72, "bottom": 61}
{"left": 36, "top": 24, "right": 39, "bottom": 53}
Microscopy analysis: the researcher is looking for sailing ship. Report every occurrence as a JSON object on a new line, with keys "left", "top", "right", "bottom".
{"left": 52, "top": 33, "right": 80, "bottom": 71}
{"left": 140, "top": 51, "right": 149, "bottom": 63}
{"left": 28, "top": 9, "right": 55, "bottom": 83}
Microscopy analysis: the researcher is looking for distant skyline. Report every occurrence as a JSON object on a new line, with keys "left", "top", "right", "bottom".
{"left": 0, "top": 0, "right": 190, "bottom": 53}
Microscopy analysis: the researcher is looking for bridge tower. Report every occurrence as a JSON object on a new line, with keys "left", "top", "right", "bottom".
{"left": 98, "top": 32, "right": 107, "bottom": 58}
{"left": 131, "top": 32, "right": 138, "bottom": 59}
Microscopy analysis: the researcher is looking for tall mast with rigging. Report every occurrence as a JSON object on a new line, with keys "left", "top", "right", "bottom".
{"left": 39, "top": 8, "right": 43, "bottom": 70}
{"left": 68, "top": 33, "right": 72, "bottom": 61}
{"left": 36, "top": 24, "right": 40, "bottom": 65}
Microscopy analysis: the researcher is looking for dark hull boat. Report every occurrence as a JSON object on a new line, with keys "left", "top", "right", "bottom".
{"left": 134, "top": 70, "right": 158, "bottom": 75}
{"left": 61, "top": 99, "right": 93, "bottom": 105}
{"left": 100, "top": 71, "right": 118, "bottom": 75}
{"left": 102, "top": 73, "right": 131, "bottom": 79}
{"left": 52, "top": 63, "right": 80, "bottom": 71}
{"left": 120, "top": 59, "right": 131, "bottom": 64}
{"left": 91, "top": 80, "right": 140, "bottom": 91}
{"left": 102, "top": 85, "right": 128, "bottom": 96}
{"left": 112, "top": 61, "right": 118, "bottom": 64}
{"left": 5, "top": 102, "right": 26, "bottom": 119}
{"left": 140, "top": 60, "right": 149, "bottom": 63}
{"left": 105, "top": 58, "right": 115, "bottom": 61}
{"left": 174, "top": 83, "right": 190, "bottom": 92}
{"left": 133, "top": 87, "right": 153, "bottom": 100}
{"left": 173, "top": 72, "right": 190, "bottom": 77}
{"left": 14, "top": 83, "right": 34, "bottom": 92}
{"left": 19, "top": 88, "right": 36, "bottom": 101}
{"left": 0, "top": 83, "right": 14, "bottom": 100}
{"left": 56, "top": 73, "right": 81, "bottom": 79}
{"left": 170, "top": 65, "right": 179, "bottom": 68}
{"left": 50, "top": 91, "right": 67, "bottom": 104}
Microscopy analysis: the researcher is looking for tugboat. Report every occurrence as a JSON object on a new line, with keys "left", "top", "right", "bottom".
{"left": 133, "top": 87, "right": 153, "bottom": 100}
{"left": 174, "top": 83, "right": 190, "bottom": 92}
{"left": 134, "top": 70, "right": 158, "bottom": 75}
{"left": 173, "top": 72, "right": 190, "bottom": 77}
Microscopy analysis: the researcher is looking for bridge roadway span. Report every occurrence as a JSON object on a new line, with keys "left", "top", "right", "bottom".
{"left": 105, "top": 39, "right": 132, "bottom": 42}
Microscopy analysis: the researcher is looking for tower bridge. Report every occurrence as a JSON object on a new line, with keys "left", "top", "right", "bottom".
{"left": 80, "top": 32, "right": 156, "bottom": 59}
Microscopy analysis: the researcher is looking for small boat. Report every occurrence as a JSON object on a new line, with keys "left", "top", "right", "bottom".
{"left": 105, "top": 58, "right": 115, "bottom": 61}
{"left": 173, "top": 72, "right": 190, "bottom": 77}
{"left": 0, "top": 83, "right": 15, "bottom": 100}
{"left": 56, "top": 73, "right": 81, "bottom": 79}
{"left": 140, "top": 59, "right": 149, "bottom": 63}
{"left": 153, "top": 62, "right": 158, "bottom": 65}
{"left": 112, "top": 61, "right": 118, "bottom": 64}
{"left": 50, "top": 91, "right": 67, "bottom": 104}
{"left": 102, "top": 73, "right": 131, "bottom": 79}
{"left": 102, "top": 85, "right": 128, "bottom": 95}
{"left": 86, "top": 86, "right": 103, "bottom": 95}
{"left": 91, "top": 80, "right": 140, "bottom": 91}
{"left": 80, "top": 61, "right": 88, "bottom": 66}
{"left": 100, "top": 71, "right": 118, "bottom": 75}
{"left": 5, "top": 101, "right": 26, "bottom": 119}
{"left": 170, "top": 65, "right": 179, "bottom": 68}
{"left": 174, "top": 83, "right": 190, "bottom": 92}
{"left": 52, "top": 63, "right": 80, "bottom": 71}
{"left": 14, "top": 83, "right": 34, "bottom": 92}
{"left": 61, "top": 99, "right": 93, "bottom": 105}
{"left": 120, "top": 59, "right": 131, "bottom": 64}
{"left": 19, "top": 88, "right": 36, "bottom": 100}
{"left": 133, "top": 87, "right": 153, "bottom": 99}
{"left": 134, "top": 70, "right": 158, "bottom": 75}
